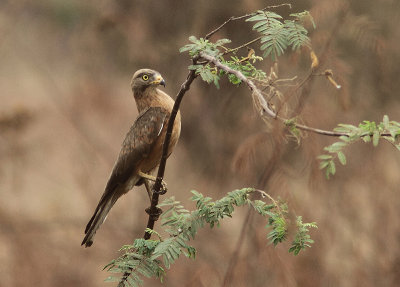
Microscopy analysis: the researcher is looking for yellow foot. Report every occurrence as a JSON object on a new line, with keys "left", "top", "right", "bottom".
{"left": 138, "top": 170, "right": 168, "bottom": 195}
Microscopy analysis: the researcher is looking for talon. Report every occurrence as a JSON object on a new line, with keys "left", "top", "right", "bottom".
{"left": 153, "top": 180, "right": 168, "bottom": 195}
{"left": 160, "top": 181, "right": 168, "bottom": 194}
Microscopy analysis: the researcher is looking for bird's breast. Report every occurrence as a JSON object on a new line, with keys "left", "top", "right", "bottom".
{"left": 140, "top": 111, "right": 181, "bottom": 173}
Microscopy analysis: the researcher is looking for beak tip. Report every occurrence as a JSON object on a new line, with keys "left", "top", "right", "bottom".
{"left": 160, "top": 79, "right": 166, "bottom": 87}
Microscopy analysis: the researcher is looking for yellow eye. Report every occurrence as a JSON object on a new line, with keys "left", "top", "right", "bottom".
{"left": 142, "top": 74, "right": 149, "bottom": 81}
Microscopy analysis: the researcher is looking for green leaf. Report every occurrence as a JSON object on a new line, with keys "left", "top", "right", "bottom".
{"left": 362, "top": 135, "right": 371, "bottom": 143}
{"left": 337, "top": 151, "right": 346, "bottom": 165}
{"left": 383, "top": 115, "right": 389, "bottom": 129}
{"left": 317, "top": 154, "right": 333, "bottom": 160}
{"left": 325, "top": 160, "right": 336, "bottom": 179}
{"left": 215, "top": 38, "right": 232, "bottom": 46}
{"left": 188, "top": 35, "right": 197, "bottom": 42}
{"left": 324, "top": 141, "right": 347, "bottom": 153}
{"left": 373, "top": 131, "right": 380, "bottom": 147}
{"left": 319, "top": 160, "right": 330, "bottom": 170}
{"left": 330, "top": 161, "right": 336, "bottom": 175}
{"left": 334, "top": 124, "right": 358, "bottom": 133}
{"left": 284, "top": 20, "right": 311, "bottom": 50}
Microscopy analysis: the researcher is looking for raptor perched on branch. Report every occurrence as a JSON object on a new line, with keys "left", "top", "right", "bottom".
{"left": 82, "top": 69, "right": 181, "bottom": 247}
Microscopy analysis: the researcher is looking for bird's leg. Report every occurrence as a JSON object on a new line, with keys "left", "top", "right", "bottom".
{"left": 138, "top": 170, "right": 168, "bottom": 194}
{"left": 138, "top": 170, "right": 157, "bottom": 181}
{"left": 144, "top": 179, "right": 152, "bottom": 201}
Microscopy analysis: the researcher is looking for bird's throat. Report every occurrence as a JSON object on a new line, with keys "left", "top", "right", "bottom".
{"left": 134, "top": 87, "right": 175, "bottom": 114}
{"left": 133, "top": 86, "right": 158, "bottom": 113}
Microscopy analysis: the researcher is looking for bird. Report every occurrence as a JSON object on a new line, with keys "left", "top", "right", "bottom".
{"left": 81, "top": 68, "right": 181, "bottom": 247}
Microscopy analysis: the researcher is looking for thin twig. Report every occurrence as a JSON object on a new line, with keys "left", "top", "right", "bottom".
{"left": 205, "top": 17, "right": 235, "bottom": 40}
{"left": 205, "top": 4, "right": 292, "bottom": 39}
{"left": 222, "top": 36, "right": 262, "bottom": 56}
{"left": 289, "top": 121, "right": 344, "bottom": 136}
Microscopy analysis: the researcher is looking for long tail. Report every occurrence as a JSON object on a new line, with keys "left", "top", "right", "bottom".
{"left": 81, "top": 192, "right": 119, "bottom": 247}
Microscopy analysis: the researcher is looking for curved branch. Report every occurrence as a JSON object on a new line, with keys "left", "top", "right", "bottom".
{"left": 199, "top": 52, "right": 394, "bottom": 138}
{"left": 200, "top": 52, "right": 276, "bottom": 119}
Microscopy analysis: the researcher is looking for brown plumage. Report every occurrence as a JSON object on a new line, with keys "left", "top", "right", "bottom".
{"left": 81, "top": 69, "right": 181, "bottom": 247}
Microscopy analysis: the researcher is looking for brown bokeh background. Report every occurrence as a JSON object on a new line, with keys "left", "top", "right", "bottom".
{"left": 1, "top": 0, "right": 400, "bottom": 286}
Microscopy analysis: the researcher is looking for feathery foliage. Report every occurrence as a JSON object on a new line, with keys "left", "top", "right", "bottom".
{"left": 246, "top": 10, "right": 313, "bottom": 60}
{"left": 106, "top": 188, "right": 317, "bottom": 286}
{"left": 289, "top": 217, "right": 318, "bottom": 255}
{"left": 319, "top": 115, "right": 400, "bottom": 178}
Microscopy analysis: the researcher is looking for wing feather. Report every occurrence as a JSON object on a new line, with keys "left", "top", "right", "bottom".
{"left": 105, "top": 106, "right": 167, "bottom": 192}
{"left": 82, "top": 107, "right": 168, "bottom": 246}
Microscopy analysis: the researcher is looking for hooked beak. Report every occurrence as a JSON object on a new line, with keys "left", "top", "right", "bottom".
{"left": 151, "top": 76, "right": 166, "bottom": 87}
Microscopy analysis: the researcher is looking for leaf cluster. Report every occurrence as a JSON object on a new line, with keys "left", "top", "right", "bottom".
{"left": 319, "top": 115, "right": 400, "bottom": 178}
{"left": 246, "top": 11, "right": 313, "bottom": 60}
{"left": 179, "top": 10, "right": 313, "bottom": 87}
{"left": 179, "top": 36, "right": 231, "bottom": 57}
{"left": 188, "top": 54, "right": 266, "bottom": 89}
{"left": 222, "top": 55, "right": 267, "bottom": 85}
{"left": 289, "top": 217, "right": 317, "bottom": 255}
{"left": 106, "top": 188, "right": 317, "bottom": 286}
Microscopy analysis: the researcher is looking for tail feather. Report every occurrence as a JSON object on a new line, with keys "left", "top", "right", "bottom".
{"left": 81, "top": 195, "right": 118, "bottom": 247}
{"left": 82, "top": 174, "right": 140, "bottom": 247}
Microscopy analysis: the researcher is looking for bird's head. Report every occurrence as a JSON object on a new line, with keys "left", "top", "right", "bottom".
{"left": 130, "top": 69, "right": 166, "bottom": 92}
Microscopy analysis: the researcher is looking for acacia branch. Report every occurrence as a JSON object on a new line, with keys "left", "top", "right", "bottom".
{"left": 199, "top": 52, "right": 394, "bottom": 138}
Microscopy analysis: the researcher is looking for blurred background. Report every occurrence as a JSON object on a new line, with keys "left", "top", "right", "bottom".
{"left": 1, "top": 0, "right": 400, "bottom": 286}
